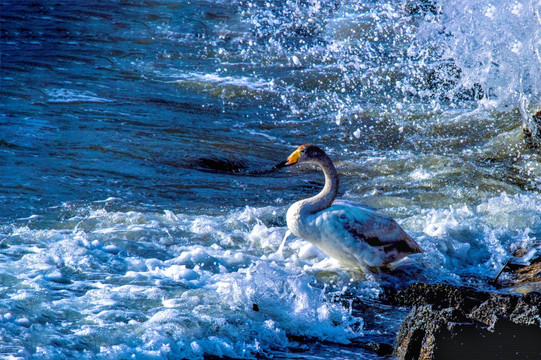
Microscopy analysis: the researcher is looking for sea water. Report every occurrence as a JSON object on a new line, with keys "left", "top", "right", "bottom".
{"left": 1, "top": 0, "right": 540, "bottom": 359}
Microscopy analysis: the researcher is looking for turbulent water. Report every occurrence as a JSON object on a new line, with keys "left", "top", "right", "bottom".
{"left": 1, "top": 0, "right": 540, "bottom": 359}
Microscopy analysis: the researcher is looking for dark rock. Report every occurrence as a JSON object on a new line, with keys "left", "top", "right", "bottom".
{"left": 391, "top": 283, "right": 541, "bottom": 359}
{"left": 469, "top": 293, "right": 541, "bottom": 328}
{"left": 524, "top": 291, "right": 541, "bottom": 308}
{"left": 523, "top": 111, "right": 541, "bottom": 149}
{"left": 357, "top": 341, "right": 394, "bottom": 356}
{"left": 395, "top": 305, "right": 489, "bottom": 360}
{"left": 395, "top": 305, "right": 541, "bottom": 360}
{"left": 384, "top": 282, "right": 490, "bottom": 311}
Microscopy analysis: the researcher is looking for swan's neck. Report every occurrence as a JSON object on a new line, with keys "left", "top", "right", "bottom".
{"left": 298, "top": 155, "right": 339, "bottom": 215}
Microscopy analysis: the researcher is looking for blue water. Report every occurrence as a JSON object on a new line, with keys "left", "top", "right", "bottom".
{"left": 1, "top": 1, "right": 540, "bottom": 359}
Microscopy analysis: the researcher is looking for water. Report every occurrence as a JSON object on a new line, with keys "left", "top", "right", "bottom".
{"left": 1, "top": 0, "right": 540, "bottom": 359}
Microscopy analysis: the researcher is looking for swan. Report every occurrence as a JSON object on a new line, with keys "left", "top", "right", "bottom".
{"left": 278, "top": 144, "right": 422, "bottom": 268}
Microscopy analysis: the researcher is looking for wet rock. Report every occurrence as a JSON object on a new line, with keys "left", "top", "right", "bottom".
{"left": 389, "top": 283, "right": 541, "bottom": 359}
{"left": 384, "top": 282, "right": 490, "bottom": 311}
{"left": 523, "top": 110, "right": 541, "bottom": 149}
{"left": 491, "top": 256, "right": 541, "bottom": 293}
{"left": 508, "top": 256, "right": 541, "bottom": 289}
{"left": 395, "top": 305, "right": 485, "bottom": 360}
{"left": 356, "top": 341, "right": 394, "bottom": 356}
{"left": 469, "top": 292, "right": 541, "bottom": 328}
{"left": 395, "top": 305, "right": 541, "bottom": 360}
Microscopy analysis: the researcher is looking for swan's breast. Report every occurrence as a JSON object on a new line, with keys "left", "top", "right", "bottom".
{"left": 286, "top": 201, "right": 304, "bottom": 239}
{"left": 286, "top": 205, "right": 366, "bottom": 266}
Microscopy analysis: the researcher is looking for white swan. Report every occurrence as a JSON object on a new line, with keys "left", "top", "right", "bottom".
{"left": 280, "top": 144, "right": 422, "bottom": 268}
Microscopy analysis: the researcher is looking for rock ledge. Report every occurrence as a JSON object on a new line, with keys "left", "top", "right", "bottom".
{"left": 386, "top": 283, "right": 541, "bottom": 359}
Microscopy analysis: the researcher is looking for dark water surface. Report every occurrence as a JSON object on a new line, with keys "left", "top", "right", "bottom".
{"left": 1, "top": 1, "right": 540, "bottom": 359}
{"left": 1, "top": 0, "right": 294, "bottom": 219}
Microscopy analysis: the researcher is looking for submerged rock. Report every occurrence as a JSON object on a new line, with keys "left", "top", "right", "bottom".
{"left": 350, "top": 340, "right": 394, "bottom": 357}
{"left": 405, "top": 0, "right": 440, "bottom": 16}
{"left": 361, "top": 342, "right": 394, "bottom": 356}
{"left": 523, "top": 110, "right": 541, "bottom": 149}
{"left": 387, "top": 283, "right": 541, "bottom": 359}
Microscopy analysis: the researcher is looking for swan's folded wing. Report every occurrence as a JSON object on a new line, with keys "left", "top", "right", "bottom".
{"left": 335, "top": 207, "right": 422, "bottom": 255}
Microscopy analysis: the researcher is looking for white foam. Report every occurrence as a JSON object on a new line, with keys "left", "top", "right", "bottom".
{"left": 4, "top": 187, "right": 541, "bottom": 358}
{"left": 410, "top": 192, "right": 541, "bottom": 283}
{"left": 2, "top": 204, "right": 371, "bottom": 358}
{"left": 409, "top": 168, "right": 432, "bottom": 181}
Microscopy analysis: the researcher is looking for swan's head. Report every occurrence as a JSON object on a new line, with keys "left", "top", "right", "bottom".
{"left": 284, "top": 144, "right": 326, "bottom": 166}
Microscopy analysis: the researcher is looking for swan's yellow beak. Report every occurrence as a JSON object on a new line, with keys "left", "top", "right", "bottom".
{"left": 285, "top": 149, "right": 301, "bottom": 166}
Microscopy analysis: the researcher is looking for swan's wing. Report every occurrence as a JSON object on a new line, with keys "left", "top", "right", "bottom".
{"left": 330, "top": 205, "right": 422, "bottom": 256}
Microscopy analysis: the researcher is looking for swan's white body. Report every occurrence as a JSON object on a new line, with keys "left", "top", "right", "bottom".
{"left": 283, "top": 144, "right": 422, "bottom": 268}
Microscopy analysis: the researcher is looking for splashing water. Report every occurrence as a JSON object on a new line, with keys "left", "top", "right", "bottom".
{"left": 431, "top": 0, "right": 541, "bottom": 109}
{"left": 1, "top": 0, "right": 540, "bottom": 359}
